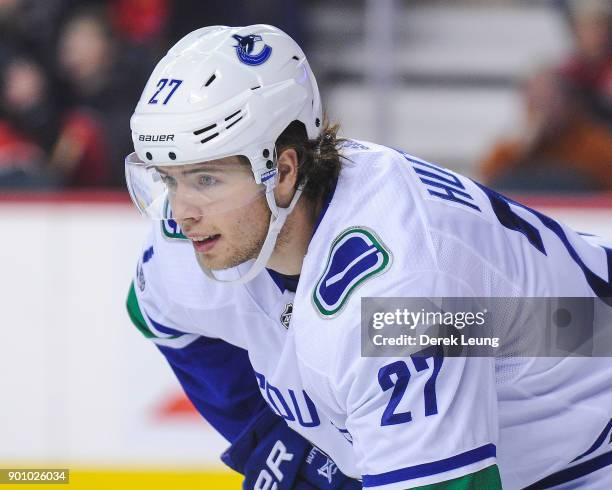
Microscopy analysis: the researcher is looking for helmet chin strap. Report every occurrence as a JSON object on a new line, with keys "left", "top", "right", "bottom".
{"left": 200, "top": 184, "right": 303, "bottom": 284}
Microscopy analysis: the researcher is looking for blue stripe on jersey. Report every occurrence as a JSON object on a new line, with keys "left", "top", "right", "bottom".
{"left": 477, "top": 185, "right": 546, "bottom": 254}
{"left": 572, "top": 418, "right": 612, "bottom": 462}
{"left": 530, "top": 217, "right": 612, "bottom": 304}
{"left": 146, "top": 313, "right": 185, "bottom": 337}
{"left": 361, "top": 443, "right": 496, "bottom": 487}
{"left": 524, "top": 450, "right": 612, "bottom": 490}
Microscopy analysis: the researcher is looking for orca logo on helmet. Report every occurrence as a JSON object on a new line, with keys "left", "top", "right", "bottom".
{"left": 232, "top": 34, "right": 272, "bottom": 66}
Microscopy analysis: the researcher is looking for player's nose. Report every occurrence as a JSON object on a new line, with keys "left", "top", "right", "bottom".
{"left": 170, "top": 191, "right": 203, "bottom": 222}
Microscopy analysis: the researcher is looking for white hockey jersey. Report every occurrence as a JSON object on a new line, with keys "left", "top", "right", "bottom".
{"left": 130, "top": 140, "right": 612, "bottom": 489}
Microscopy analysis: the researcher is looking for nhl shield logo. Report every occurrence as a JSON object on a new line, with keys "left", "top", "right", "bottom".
{"left": 313, "top": 227, "right": 391, "bottom": 318}
{"left": 280, "top": 303, "right": 293, "bottom": 329}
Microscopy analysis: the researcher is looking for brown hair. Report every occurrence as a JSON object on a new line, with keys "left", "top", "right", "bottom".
{"left": 275, "top": 119, "right": 344, "bottom": 203}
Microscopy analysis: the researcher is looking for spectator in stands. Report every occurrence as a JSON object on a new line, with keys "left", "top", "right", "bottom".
{"left": 0, "top": 0, "right": 71, "bottom": 73}
{"left": 56, "top": 4, "right": 149, "bottom": 187}
{"left": 560, "top": 0, "right": 611, "bottom": 124}
{"left": 480, "top": 68, "right": 612, "bottom": 192}
{"left": 0, "top": 56, "right": 49, "bottom": 188}
{"left": 109, "top": 0, "right": 169, "bottom": 47}
{"left": 0, "top": 55, "right": 110, "bottom": 188}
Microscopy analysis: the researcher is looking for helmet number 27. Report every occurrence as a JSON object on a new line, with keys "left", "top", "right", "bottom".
{"left": 148, "top": 78, "right": 183, "bottom": 105}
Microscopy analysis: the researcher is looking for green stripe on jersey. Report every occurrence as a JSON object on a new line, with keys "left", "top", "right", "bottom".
{"left": 414, "top": 465, "right": 501, "bottom": 490}
{"left": 126, "top": 282, "right": 155, "bottom": 339}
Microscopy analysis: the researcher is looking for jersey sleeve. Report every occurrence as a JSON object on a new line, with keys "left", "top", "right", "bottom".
{"left": 127, "top": 280, "right": 268, "bottom": 442}
{"left": 300, "top": 270, "right": 502, "bottom": 490}
{"left": 125, "top": 231, "right": 269, "bottom": 443}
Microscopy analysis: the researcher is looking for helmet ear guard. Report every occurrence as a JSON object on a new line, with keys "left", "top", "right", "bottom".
{"left": 127, "top": 24, "right": 322, "bottom": 282}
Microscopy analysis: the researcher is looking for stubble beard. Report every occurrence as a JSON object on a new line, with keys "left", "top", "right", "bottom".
{"left": 197, "top": 197, "right": 271, "bottom": 271}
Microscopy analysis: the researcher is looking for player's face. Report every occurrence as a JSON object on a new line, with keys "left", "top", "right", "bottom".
{"left": 164, "top": 157, "right": 270, "bottom": 270}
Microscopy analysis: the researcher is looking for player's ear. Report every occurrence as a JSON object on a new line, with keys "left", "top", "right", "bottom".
{"left": 274, "top": 148, "right": 299, "bottom": 207}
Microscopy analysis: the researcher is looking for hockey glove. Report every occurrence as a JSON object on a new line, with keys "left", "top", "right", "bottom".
{"left": 221, "top": 409, "right": 361, "bottom": 489}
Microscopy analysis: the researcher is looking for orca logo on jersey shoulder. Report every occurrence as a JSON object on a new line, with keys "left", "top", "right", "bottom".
{"left": 136, "top": 261, "right": 146, "bottom": 291}
{"left": 313, "top": 227, "right": 392, "bottom": 318}
{"left": 161, "top": 200, "right": 188, "bottom": 241}
{"left": 280, "top": 302, "right": 293, "bottom": 329}
{"left": 232, "top": 34, "right": 272, "bottom": 66}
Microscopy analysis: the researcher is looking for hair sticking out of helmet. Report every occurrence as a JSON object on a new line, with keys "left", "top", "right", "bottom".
{"left": 126, "top": 25, "right": 323, "bottom": 283}
{"left": 275, "top": 119, "right": 343, "bottom": 203}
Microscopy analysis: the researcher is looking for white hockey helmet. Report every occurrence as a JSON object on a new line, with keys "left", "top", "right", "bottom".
{"left": 126, "top": 24, "right": 323, "bottom": 282}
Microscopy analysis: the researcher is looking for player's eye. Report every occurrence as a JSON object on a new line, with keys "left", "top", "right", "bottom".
{"left": 198, "top": 174, "right": 218, "bottom": 187}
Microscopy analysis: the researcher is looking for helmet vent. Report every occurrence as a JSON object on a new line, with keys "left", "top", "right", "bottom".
{"left": 200, "top": 132, "right": 219, "bottom": 144}
{"left": 226, "top": 116, "right": 243, "bottom": 130}
{"left": 204, "top": 73, "right": 217, "bottom": 87}
{"left": 251, "top": 86, "right": 261, "bottom": 91}
{"left": 224, "top": 109, "right": 241, "bottom": 121}
{"left": 192, "top": 109, "right": 245, "bottom": 146}
{"left": 292, "top": 56, "right": 300, "bottom": 61}
{"left": 194, "top": 123, "right": 217, "bottom": 136}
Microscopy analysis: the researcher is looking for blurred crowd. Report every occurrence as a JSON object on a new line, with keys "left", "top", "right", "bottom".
{"left": 0, "top": 0, "right": 303, "bottom": 190}
{"left": 0, "top": 0, "right": 610, "bottom": 192}
{"left": 480, "top": 0, "right": 612, "bottom": 192}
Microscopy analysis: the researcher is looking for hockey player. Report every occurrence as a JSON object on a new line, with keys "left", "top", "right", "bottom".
{"left": 125, "top": 25, "right": 612, "bottom": 489}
